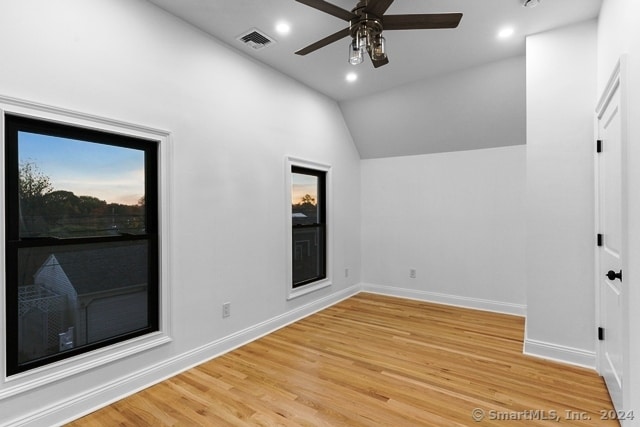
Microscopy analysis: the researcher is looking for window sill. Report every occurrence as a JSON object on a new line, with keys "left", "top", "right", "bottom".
{"left": 0, "top": 332, "right": 171, "bottom": 400}
{"left": 287, "top": 279, "right": 332, "bottom": 300}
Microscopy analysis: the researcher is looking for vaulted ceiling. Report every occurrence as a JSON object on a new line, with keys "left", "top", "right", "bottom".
{"left": 147, "top": 0, "right": 602, "bottom": 157}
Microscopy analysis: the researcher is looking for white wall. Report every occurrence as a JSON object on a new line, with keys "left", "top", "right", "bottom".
{"left": 0, "top": 0, "right": 361, "bottom": 424}
{"left": 598, "top": 1, "right": 640, "bottom": 423}
{"left": 339, "top": 56, "right": 526, "bottom": 159}
{"left": 524, "top": 21, "right": 598, "bottom": 367}
{"left": 361, "top": 146, "right": 527, "bottom": 315}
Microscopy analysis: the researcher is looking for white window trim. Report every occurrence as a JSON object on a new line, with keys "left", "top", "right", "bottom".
{"left": 0, "top": 95, "right": 172, "bottom": 399}
{"left": 285, "top": 156, "right": 332, "bottom": 300}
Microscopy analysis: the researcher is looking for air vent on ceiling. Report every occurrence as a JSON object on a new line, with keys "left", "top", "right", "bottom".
{"left": 237, "top": 28, "right": 276, "bottom": 51}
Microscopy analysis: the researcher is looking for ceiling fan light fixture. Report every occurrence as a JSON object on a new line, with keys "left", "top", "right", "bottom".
{"left": 371, "top": 35, "right": 386, "bottom": 61}
{"left": 356, "top": 26, "right": 370, "bottom": 49}
{"left": 349, "top": 39, "right": 364, "bottom": 65}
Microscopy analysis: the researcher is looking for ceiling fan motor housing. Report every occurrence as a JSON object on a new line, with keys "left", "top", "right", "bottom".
{"left": 350, "top": 2, "right": 383, "bottom": 38}
{"left": 350, "top": 16, "right": 383, "bottom": 47}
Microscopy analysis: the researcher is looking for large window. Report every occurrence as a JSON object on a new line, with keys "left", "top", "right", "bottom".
{"left": 291, "top": 165, "right": 326, "bottom": 288}
{"left": 5, "top": 114, "right": 159, "bottom": 375}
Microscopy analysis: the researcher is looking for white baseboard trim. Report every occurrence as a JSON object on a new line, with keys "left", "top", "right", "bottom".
{"left": 361, "top": 283, "right": 527, "bottom": 317}
{"left": 523, "top": 338, "right": 596, "bottom": 370}
{"left": 6, "top": 285, "right": 361, "bottom": 427}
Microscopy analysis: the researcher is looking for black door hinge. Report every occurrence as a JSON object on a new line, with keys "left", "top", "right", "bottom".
{"left": 597, "top": 139, "right": 602, "bottom": 153}
{"left": 598, "top": 327, "right": 605, "bottom": 341}
{"left": 597, "top": 234, "right": 603, "bottom": 247}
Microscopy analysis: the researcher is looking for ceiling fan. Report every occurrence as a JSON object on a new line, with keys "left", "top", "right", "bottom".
{"left": 295, "top": 0, "right": 463, "bottom": 68}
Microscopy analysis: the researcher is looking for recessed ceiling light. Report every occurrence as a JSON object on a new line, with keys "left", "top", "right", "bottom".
{"left": 346, "top": 72, "right": 358, "bottom": 82}
{"left": 498, "top": 27, "right": 515, "bottom": 39}
{"left": 275, "top": 22, "right": 291, "bottom": 35}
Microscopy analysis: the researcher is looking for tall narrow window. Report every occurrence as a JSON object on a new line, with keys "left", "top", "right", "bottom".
{"left": 5, "top": 114, "right": 159, "bottom": 375}
{"left": 291, "top": 166, "right": 326, "bottom": 288}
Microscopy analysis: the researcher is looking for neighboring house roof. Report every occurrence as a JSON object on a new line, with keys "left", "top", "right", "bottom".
{"left": 51, "top": 242, "right": 148, "bottom": 295}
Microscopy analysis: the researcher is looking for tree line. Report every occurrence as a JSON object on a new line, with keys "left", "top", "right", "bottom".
{"left": 19, "top": 162, "right": 145, "bottom": 237}
{"left": 292, "top": 194, "right": 318, "bottom": 225}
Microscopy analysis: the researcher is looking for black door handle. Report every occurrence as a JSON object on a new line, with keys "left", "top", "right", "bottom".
{"left": 606, "top": 270, "right": 622, "bottom": 281}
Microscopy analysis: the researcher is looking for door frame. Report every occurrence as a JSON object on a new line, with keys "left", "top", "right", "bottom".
{"left": 594, "top": 55, "right": 629, "bottom": 411}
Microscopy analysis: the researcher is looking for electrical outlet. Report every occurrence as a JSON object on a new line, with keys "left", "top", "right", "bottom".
{"left": 409, "top": 269, "right": 416, "bottom": 279}
{"left": 345, "top": 268, "right": 349, "bottom": 278}
{"left": 222, "top": 302, "right": 231, "bottom": 318}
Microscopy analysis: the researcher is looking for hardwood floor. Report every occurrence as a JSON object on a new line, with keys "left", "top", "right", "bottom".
{"left": 68, "top": 293, "right": 617, "bottom": 426}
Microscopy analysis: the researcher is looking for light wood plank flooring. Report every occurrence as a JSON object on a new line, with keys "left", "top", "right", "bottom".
{"left": 68, "top": 293, "right": 617, "bottom": 426}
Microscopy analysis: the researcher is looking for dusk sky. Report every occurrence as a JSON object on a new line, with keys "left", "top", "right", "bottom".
{"left": 292, "top": 173, "right": 318, "bottom": 205}
{"left": 19, "top": 131, "right": 145, "bottom": 205}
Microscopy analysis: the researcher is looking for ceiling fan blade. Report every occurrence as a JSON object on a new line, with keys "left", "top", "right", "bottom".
{"left": 295, "top": 0, "right": 357, "bottom": 21}
{"left": 384, "top": 13, "right": 463, "bottom": 30}
{"left": 365, "top": 0, "right": 394, "bottom": 17}
{"left": 295, "top": 27, "right": 351, "bottom": 56}
{"left": 370, "top": 54, "right": 389, "bottom": 68}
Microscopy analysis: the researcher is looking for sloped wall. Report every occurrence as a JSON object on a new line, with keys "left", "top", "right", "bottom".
{"left": 340, "top": 56, "right": 526, "bottom": 159}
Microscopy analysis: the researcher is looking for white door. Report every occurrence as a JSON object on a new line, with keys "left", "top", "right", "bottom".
{"left": 597, "top": 68, "right": 625, "bottom": 413}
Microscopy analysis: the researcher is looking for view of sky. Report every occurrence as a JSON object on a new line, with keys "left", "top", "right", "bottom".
{"left": 19, "top": 131, "right": 145, "bottom": 205}
{"left": 292, "top": 173, "right": 318, "bottom": 205}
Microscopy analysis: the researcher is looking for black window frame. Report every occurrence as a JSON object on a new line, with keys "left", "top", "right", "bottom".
{"left": 4, "top": 113, "right": 159, "bottom": 376}
{"left": 291, "top": 165, "right": 326, "bottom": 288}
